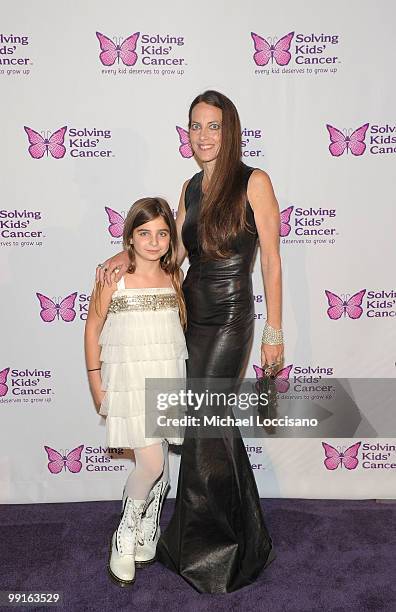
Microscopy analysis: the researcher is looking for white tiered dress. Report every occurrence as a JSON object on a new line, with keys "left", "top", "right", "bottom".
{"left": 99, "top": 276, "right": 187, "bottom": 449}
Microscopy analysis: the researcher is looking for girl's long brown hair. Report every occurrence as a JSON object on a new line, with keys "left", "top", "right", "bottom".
{"left": 189, "top": 90, "right": 247, "bottom": 259}
{"left": 95, "top": 197, "right": 187, "bottom": 328}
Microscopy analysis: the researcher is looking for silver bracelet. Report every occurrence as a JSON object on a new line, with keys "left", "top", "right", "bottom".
{"left": 262, "top": 321, "right": 283, "bottom": 345}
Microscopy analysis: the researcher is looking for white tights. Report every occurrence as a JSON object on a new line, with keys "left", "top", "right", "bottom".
{"left": 124, "top": 440, "right": 169, "bottom": 500}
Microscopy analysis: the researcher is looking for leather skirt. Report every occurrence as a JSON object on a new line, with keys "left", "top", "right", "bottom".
{"left": 156, "top": 257, "right": 274, "bottom": 593}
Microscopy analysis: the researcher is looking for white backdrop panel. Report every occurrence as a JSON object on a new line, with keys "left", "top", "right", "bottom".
{"left": 1, "top": 0, "right": 395, "bottom": 502}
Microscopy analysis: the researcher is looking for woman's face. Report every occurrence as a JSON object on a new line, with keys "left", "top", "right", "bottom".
{"left": 189, "top": 102, "right": 222, "bottom": 164}
{"left": 131, "top": 216, "right": 170, "bottom": 262}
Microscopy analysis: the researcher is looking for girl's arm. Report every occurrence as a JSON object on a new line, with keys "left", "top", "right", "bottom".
{"left": 84, "top": 279, "right": 117, "bottom": 409}
{"left": 248, "top": 169, "right": 283, "bottom": 367}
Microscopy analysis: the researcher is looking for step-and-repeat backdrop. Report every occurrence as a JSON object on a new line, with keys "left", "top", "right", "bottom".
{"left": 1, "top": 1, "right": 395, "bottom": 503}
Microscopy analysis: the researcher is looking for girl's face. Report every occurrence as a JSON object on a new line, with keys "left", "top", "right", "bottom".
{"left": 131, "top": 216, "right": 170, "bottom": 262}
{"left": 189, "top": 102, "right": 222, "bottom": 164}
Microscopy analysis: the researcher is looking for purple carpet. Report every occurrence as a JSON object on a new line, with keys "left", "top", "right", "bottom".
{"left": 1, "top": 498, "right": 395, "bottom": 612}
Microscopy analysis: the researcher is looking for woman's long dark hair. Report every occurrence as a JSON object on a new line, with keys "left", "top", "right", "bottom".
{"left": 188, "top": 90, "right": 247, "bottom": 259}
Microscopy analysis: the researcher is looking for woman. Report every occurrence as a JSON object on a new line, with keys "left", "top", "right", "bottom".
{"left": 98, "top": 90, "right": 283, "bottom": 593}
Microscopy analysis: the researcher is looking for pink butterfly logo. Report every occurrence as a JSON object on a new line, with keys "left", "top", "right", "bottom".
{"left": 325, "top": 289, "right": 366, "bottom": 320}
{"left": 36, "top": 292, "right": 77, "bottom": 323}
{"left": 253, "top": 363, "right": 293, "bottom": 394}
{"left": 105, "top": 206, "right": 125, "bottom": 238}
{"left": 0, "top": 367, "right": 10, "bottom": 397}
{"left": 176, "top": 126, "right": 193, "bottom": 158}
{"left": 322, "top": 441, "right": 361, "bottom": 470}
{"left": 280, "top": 206, "right": 294, "bottom": 237}
{"left": 251, "top": 31, "right": 294, "bottom": 66}
{"left": 96, "top": 31, "right": 140, "bottom": 66}
{"left": 326, "top": 123, "right": 369, "bottom": 157}
{"left": 44, "top": 445, "right": 84, "bottom": 474}
{"left": 24, "top": 126, "right": 67, "bottom": 159}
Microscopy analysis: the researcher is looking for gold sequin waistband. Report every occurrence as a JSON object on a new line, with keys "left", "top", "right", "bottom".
{"left": 108, "top": 293, "right": 178, "bottom": 313}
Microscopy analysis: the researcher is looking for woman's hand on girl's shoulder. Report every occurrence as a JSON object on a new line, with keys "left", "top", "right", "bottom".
{"left": 96, "top": 250, "right": 130, "bottom": 285}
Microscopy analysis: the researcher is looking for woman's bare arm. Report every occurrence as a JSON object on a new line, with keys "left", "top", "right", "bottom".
{"left": 248, "top": 169, "right": 283, "bottom": 367}
{"left": 176, "top": 180, "right": 189, "bottom": 265}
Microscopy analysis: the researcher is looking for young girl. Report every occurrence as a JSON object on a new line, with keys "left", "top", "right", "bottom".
{"left": 84, "top": 197, "right": 187, "bottom": 587}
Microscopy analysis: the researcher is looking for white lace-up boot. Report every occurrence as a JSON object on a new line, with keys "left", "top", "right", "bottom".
{"left": 135, "top": 481, "right": 169, "bottom": 566}
{"left": 108, "top": 497, "right": 145, "bottom": 586}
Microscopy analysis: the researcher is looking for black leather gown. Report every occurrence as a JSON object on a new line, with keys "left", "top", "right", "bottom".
{"left": 156, "top": 164, "right": 274, "bottom": 593}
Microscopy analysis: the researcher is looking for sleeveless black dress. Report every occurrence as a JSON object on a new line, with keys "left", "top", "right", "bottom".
{"left": 156, "top": 164, "right": 274, "bottom": 593}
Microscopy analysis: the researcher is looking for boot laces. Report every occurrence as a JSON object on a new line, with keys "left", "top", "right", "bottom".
{"left": 128, "top": 505, "right": 144, "bottom": 546}
{"left": 119, "top": 502, "right": 144, "bottom": 552}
